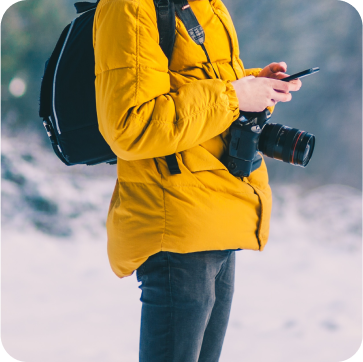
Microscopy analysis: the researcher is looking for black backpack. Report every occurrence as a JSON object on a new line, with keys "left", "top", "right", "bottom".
{"left": 39, "top": 0, "right": 176, "bottom": 166}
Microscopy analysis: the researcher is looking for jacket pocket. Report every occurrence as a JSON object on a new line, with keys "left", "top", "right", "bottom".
{"left": 181, "top": 145, "right": 227, "bottom": 173}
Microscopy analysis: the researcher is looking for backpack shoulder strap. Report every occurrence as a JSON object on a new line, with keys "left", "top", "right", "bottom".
{"left": 74, "top": 1, "right": 100, "bottom": 14}
{"left": 154, "top": 0, "right": 176, "bottom": 65}
{"left": 154, "top": 0, "right": 181, "bottom": 175}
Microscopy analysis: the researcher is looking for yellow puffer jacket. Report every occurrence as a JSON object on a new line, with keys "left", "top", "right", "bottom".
{"left": 93, "top": 0, "right": 272, "bottom": 278}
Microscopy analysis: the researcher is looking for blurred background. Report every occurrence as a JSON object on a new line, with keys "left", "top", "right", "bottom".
{"left": 1, "top": 0, "right": 362, "bottom": 361}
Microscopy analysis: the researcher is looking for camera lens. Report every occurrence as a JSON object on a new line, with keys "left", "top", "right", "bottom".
{"left": 258, "top": 123, "right": 315, "bottom": 167}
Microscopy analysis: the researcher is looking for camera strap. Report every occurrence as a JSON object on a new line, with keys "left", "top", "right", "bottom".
{"left": 174, "top": 0, "right": 219, "bottom": 79}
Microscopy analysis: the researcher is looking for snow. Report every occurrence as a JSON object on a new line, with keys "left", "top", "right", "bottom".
{"left": 1, "top": 134, "right": 362, "bottom": 362}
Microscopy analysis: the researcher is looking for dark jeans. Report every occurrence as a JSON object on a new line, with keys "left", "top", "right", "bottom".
{"left": 136, "top": 250, "right": 235, "bottom": 362}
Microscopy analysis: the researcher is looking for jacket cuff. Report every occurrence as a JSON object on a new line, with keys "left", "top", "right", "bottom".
{"left": 245, "top": 68, "right": 263, "bottom": 77}
{"left": 225, "top": 81, "right": 240, "bottom": 120}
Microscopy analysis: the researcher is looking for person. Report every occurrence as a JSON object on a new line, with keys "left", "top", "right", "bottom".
{"left": 93, "top": 0, "right": 301, "bottom": 361}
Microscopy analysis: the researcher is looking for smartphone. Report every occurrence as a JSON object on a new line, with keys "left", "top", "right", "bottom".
{"left": 281, "top": 67, "right": 320, "bottom": 82}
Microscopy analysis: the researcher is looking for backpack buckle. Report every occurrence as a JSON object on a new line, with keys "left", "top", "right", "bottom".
{"left": 43, "top": 118, "right": 58, "bottom": 146}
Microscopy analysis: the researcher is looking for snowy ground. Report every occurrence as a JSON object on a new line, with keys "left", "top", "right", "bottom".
{"left": 1, "top": 134, "right": 362, "bottom": 362}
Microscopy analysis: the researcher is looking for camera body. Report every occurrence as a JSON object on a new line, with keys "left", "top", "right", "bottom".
{"left": 226, "top": 109, "right": 315, "bottom": 178}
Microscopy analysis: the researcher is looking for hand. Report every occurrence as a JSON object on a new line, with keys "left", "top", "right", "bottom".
{"left": 258, "top": 62, "right": 302, "bottom": 89}
{"left": 231, "top": 75, "right": 301, "bottom": 112}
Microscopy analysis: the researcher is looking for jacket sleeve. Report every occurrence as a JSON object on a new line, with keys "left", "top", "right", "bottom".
{"left": 93, "top": 0, "right": 240, "bottom": 161}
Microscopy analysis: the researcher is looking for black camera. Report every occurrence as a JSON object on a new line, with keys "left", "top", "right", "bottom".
{"left": 226, "top": 109, "right": 315, "bottom": 177}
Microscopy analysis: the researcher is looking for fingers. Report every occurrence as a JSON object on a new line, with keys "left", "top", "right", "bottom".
{"left": 267, "top": 99, "right": 277, "bottom": 108}
{"left": 272, "top": 91, "right": 292, "bottom": 103}
{"left": 268, "top": 78, "right": 301, "bottom": 92}
{"left": 278, "top": 73, "right": 290, "bottom": 80}
{"left": 275, "top": 73, "right": 289, "bottom": 80}
{"left": 286, "top": 80, "right": 301, "bottom": 91}
{"left": 278, "top": 62, "right": 287, "bottom": 72}
{"left": 269, "top": 62, "right": 287, "bottom": 74}
{"left": 290, "top": 78, "right": 302, "bottom": 90}
{"left": 276, "top": 74, "right": 303, "bottom": 90}
{"left": 268, "top": 78, "right": 291, "bottom": 92}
